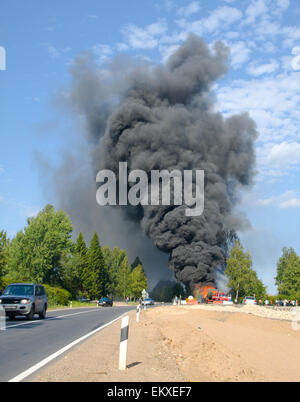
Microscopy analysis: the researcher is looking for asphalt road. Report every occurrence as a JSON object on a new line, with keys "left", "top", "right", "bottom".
{"left": 0, "top": 305, "right": 136, "bottom": 382}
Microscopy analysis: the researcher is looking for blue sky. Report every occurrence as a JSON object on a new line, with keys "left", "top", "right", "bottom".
{"left": 0, "top": 0, "right": 300, "bottom": 292}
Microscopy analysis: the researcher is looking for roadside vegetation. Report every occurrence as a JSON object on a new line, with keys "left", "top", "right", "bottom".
{"left": 225, "top": 241, "right": 267, "bottom": 302}
{"left": 225, "top": 240, "right": 300, "bottom": 303}
{"left": 0, "top": 205, "right": 148, "bottom": 306}
{"left": 1, "top": 205, "right": 300, "bottom": 305}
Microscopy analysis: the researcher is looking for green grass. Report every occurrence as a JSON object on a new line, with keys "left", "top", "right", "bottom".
{"left": 48, "top": 301, "right": 97, "bottom": 310}
{"left": 47, "top": 300, "right": 141, "bottom": 310}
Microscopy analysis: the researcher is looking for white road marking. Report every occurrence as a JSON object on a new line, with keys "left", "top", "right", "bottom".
{"left": 8, "top": 311, "right": 128, "bottom": 382}
{"left": 5, "top": 308, "right": 101, "bottom": 329}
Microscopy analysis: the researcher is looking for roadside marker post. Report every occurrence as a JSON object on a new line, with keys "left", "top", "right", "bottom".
{"left": 119, "top": 315, "right": 129, "bottom": 370}
{"left": 136, "top": 304, "right": 140, "bottom": 323}
{"left": 70, "top": 301, "right": 73, "bottom": 309}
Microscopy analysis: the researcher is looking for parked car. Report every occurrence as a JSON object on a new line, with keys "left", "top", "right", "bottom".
{"left": 97, "top": 297, "right": 113, "bottom": 307}
{"left": 0, "top": 283, "right": 48, "bottom": 320}
{"left": 142, "top": 298, "right": 155, "bottom": 306}
{"left": 77, "top": 297, "right": 91, "bottom": 303}
{"left": 242, "top": 296, "right": 257, "bottom": 305}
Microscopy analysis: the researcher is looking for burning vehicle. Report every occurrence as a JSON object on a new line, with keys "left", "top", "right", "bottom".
{"left": 188, "top": 284, "right": 233, "bottom": 305}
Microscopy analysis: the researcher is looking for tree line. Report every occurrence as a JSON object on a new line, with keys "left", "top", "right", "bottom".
{"left": 225, "top": 240, "right": 300, "bottom": 301}
{"left": 0, "top": 204, "right": 147, "bottom": 301}
{"left": 1, "top": 204, "right": 299, "bottom": 302}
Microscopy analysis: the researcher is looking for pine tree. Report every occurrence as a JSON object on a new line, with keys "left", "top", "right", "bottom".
{"left": 74, "top": 232, "right": 88, "bottom": 291}
{"left": 131, "top": 256, "right": 143, "bottom": 271}
{"left": 83, "top": 232, "right": 109, "bottom": 299}
{"left": 75, "top": 232, "right": 88, "bottom": 257}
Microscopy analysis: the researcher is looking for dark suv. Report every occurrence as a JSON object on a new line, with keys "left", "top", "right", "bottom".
{"left": 0, "top": 283, "right": 48, "bottom": 320}
{"left": 97, "top": 297, "right": 113, "bottom": 307}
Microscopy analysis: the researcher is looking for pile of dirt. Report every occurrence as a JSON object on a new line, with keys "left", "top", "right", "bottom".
{"left": 32, "top": 305, "right": 300, "bottom": 382}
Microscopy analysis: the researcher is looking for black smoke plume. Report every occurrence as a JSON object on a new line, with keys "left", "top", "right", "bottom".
{"left": 50, "top": 35, "right": 257, "bottom": 291}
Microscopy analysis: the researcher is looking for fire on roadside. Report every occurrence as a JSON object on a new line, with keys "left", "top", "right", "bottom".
{"left": 185, "top": 284, "right": 232, "bottom": 305}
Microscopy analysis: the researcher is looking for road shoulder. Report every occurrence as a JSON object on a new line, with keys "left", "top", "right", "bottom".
{"left": 31, "top": 308, "right": 186, "bottom": 382}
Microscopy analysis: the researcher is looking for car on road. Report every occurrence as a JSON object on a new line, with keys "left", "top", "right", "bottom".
{"left": 242, "top": 296, "right": 257, "bottom": 305}
{"left": 142, "top": 298, "right": 155, "bottom": 306}
{"left": 97, "top": 297, "right": 113, "bottom": 307}
{"left": 0, "top": 283, "right": 48, "bottom": 320}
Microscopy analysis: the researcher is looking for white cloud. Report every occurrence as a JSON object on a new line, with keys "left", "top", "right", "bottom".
{"left": 174, "top": 6, "right": 243, "bottom": 38}
{"left": 282, "top": 25, "right": 300, "bottom": 47}
{"left": 122, "top": 20, "right": 168, "bottom": 49}
{"left": 194, "top": 6, "right": 243, "bottom": 35}
{"left": 253, "top": 190, "right": 300, "bottom": 209}
{"left": 155, "top": 0, "right": 175, "bottom": 13}
{"left": 244, "top": 0, "right": 268, "bottom": 25}
{"left": 274, "top": 0, "right": 290, "bottom": 15}
{"left": 159, "top": 43, "right": 180, "bottom": 63}
{"left": 280, "top": 197, "right": 300, "bottom": 208}
{"left": 47, "top": 45, "right": 60, "bottom": 58}
{"left": 93, "top": 44, "right": 113, "bottom": 64}
{"left": 0, "top": 196, "right": 41, "bottom": 219}
{"left": 267, "top": 141, "right": 300, "bottom": 166}
{"left": 247, "top": 59, "right": 279, "bottom": 76}
{"left": 277, "top": 0, "right": 290, "bottom": 8}
{"left": 255, "top": 19, "right": 282, "bottom": 40}
{"left": 225, "top": 31, "right": 240, "bottom": 39}
{"left": 177, "top": 1, "right": 200, "bottom": 18}
{"left": 216, "top": 68, "right": 300, "bottom": 182}
{"left": 263, "top": 41, "right": 277, "bottom": 53}
{"left": 117, "top": 43, "right": 129, "bottom": 52}
{"left": 217, "top": 72, "right": 300, "bottom": 144}
{"left": 229, "top": 41, "right": 252, "bottom": 68}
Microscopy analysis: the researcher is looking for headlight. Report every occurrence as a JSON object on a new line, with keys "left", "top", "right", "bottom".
{"left": 20, "top": 299, "right": 31, "bottom": 305}
{"left": 0, "top": 300, "right": 2, "bottom": 304}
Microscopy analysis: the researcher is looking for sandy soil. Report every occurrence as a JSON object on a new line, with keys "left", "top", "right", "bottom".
{"left": 32, "top": 305, "right": 300, "bottom": 382}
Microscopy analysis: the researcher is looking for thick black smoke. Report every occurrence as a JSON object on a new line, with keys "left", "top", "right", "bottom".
{"left": 52, "top": 35, "right": 257, "bottom": 291}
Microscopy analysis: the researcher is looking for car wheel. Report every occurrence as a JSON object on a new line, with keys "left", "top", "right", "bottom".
{"left": 26, "top": 305, "right": 35, "bottom": 320}
{"left": 39, "top": 305, "right": 47, "bottom": 319}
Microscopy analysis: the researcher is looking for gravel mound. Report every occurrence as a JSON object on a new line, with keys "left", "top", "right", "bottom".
{"left": 181, "top": 303, "right": 300, "bottom": 322}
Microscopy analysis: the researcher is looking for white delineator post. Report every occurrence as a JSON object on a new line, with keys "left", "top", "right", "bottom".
{"left": 119, "top": 315, "right": 129, "bottom": 370}
{"left": 136, "top": 304, "right": 141, "bottom": 323}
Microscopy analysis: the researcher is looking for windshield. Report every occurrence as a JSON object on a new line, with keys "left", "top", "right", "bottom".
{"left": 3, "top": 285, "right": 34, "bottom": 296}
